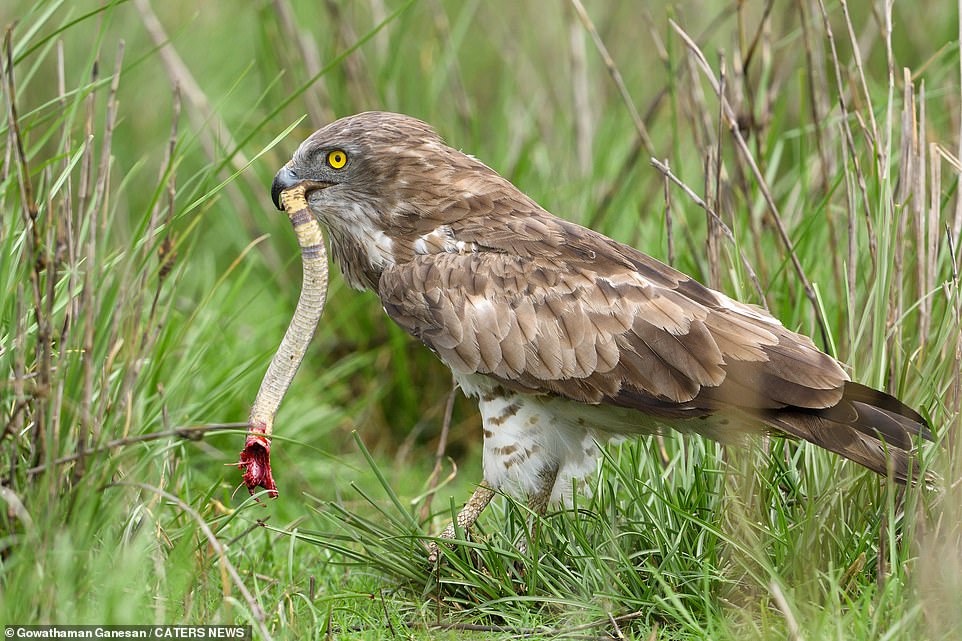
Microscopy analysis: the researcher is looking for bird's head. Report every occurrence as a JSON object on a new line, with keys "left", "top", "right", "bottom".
{"left": 270, "top": 111, "right": 449, "bottom": 211}
{"left": 270, "top": 111, "right": 507, "bottom": 289}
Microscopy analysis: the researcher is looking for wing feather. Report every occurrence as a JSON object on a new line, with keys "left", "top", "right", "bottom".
{"left": 378, "top": 224, "right": 848, "bottom": 419}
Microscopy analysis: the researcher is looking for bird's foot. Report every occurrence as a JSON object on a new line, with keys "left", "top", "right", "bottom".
{"left": 512, "top": 467, "right": 556, "bottom": 558}
{"left": 425, "top": 521, "right": 463, "bottom": 565}
{"left": 425, "top": 482, "right": 496, "bottom": 564}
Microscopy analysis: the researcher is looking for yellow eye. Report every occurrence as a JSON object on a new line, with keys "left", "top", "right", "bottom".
{"left": 327, "top": 150, "right": 347, "bottom": 169}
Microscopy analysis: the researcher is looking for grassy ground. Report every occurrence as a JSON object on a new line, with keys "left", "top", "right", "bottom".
{"left": 2, "top": 0, "right": 961, "bottom": 639}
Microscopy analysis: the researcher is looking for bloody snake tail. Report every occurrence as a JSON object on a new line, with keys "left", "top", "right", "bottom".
{"left": 239, "top": 184, "right": 329, "bottom": 498}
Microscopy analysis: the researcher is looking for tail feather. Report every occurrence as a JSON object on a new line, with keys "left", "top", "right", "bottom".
{"left": 842, "top": 382, "right": 932, "bottom": 439}
{"left": 766, "top": 382, "right": 931, "bottom": 483}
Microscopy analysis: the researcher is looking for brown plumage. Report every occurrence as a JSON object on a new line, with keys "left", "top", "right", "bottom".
{"left": 271, "top": 111, "right": 931, "bottom": 535}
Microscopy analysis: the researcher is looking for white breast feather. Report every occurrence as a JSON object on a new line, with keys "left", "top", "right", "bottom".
{"left": 458, "top": 373, "right": 610, "bottom": 506}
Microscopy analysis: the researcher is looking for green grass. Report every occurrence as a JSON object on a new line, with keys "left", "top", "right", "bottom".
{"left": 2, "top": 1, "right": 961, "bottom": 639}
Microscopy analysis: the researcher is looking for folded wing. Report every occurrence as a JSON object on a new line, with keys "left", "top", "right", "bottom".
{"left": 378, "top": 216, "right": 929, "bottom": 480}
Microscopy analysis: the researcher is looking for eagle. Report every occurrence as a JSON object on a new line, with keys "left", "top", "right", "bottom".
{"left": 269, "top": 111, "right": 930, "bottom": 553}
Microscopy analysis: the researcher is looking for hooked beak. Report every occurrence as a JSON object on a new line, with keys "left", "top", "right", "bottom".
{"left": 271, "top": 166, "right": 333, "bottom": 210}
{"left": 271, "top": 165, "right": 299, "bottom": 210}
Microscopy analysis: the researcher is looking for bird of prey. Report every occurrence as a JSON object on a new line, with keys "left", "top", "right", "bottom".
{"left": 270, "top": 111, "right": 930, "bottom": 549}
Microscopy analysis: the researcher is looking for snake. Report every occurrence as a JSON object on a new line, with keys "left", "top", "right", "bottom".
{"left": 239, "top": 183, "right": 328, "bottom": 498}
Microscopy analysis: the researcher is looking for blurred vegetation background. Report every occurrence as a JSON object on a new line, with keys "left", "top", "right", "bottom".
{"left": 2, "top": 0, "right": 961, "bottom": 639}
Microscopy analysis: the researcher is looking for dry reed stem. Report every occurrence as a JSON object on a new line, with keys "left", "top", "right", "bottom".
{"left": 671, "top": 20, "right": 826, "bottom": 341}
{"left": 814, "top": 0, "right": 878, "bottom": 270}
{"left": 735, "top": 0, "right": 776, "bottom": 160}
{"left": 77, "top": 47, "right": 99, "bottom": 467}
{"left": 569, "top": 0, "right": 653, "bottom": 156}
{"left": 840, "top": 0, "right": 881, "bottom": 173}
{"left": 419, "top": 380, "right": 458, "bottom": 523}
{"left": 79, "top": 47, "right": 103, "bottom": 456}
{"left": 706, "top": 50, "right": 727, "bottom": 291}
{"left": 90, "top": 42, "right": 124, "bottom": 434}
{"left": 705, "top": 144, "right": 720, "bottom": 290}
{"left": 927, "top": 140, "right": 941, "bottom": 332}
{"left": 915, "top": 82, "right": 929, "bottom": 341}
{"left": 55, "top": 39, "right": 79, "bottom": 335}
{"left": 589, "top": 6, "right": 735, "bottom": 229}
{"left": 8, "top": 287, "right": 26, "bottom": 477}
{"left": 662, "top": 157, "right": 675, "bottom": 265}
{"left": 42, "top": 174, "right": 59, "bottom": 501}
{"left": 651, "top": 157, "right": 767, "bottom": 305}
{"left": 881, "top": 1, "right": 896, "bottom": 190}
{"left": 114, "top": 69, "right": 179, "bottom": 426}
{"left": 838, "top": 119, "right": 858, "bottom": 333}
{"left": 4, "top": 29, "right": 49, "bottom": 470}
{"left": 956, "top": 0, "right": 962, "bottom": 255}
{"left": 891, "top": 68, "right": 916, "bottom": 378}
{"left": 798, "top": 0, "right": 835, "bottom": 191}
{"left": 367, "top": 0, "right": 390, "bottom": 60}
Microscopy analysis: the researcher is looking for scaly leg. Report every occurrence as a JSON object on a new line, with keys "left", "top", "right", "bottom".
{"left": 516, "top": 465, "right": 559, "bottom": 556}
{"left": 526, "top": 466, "right": 559, "bottom": 517}
{"left": 427, "top": 481, "right": 496, "bottom": 563}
